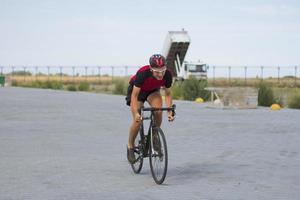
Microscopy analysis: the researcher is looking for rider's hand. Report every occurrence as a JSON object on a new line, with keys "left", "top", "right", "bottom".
{"left": 135, "top": 113, "right": 142, "bottom": 122}
{"left": 168, "top": 111, "right": 175, "bottom": 122}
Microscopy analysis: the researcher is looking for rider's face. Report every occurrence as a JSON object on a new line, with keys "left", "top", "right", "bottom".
{"left": 151, "top": 67, "right": 166, "bottom": 80}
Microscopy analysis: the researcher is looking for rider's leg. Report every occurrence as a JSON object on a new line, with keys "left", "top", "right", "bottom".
{"left": 147, "top": 91, "right": 163, "bottom": 127}
{"left": 147, "top": 91, "right": 163, "bottom": 152}
{"left": 128, "top": 101, "right": 144, "bottom": 149}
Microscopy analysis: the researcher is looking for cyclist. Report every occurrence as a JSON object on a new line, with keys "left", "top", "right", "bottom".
{"left": 126, "top": 54, "right": 175, "bottom": 164}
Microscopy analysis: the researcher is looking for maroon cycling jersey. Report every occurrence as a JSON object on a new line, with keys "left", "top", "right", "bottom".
{"left": 130, "top": 65, "right": 172, "bottom": 92}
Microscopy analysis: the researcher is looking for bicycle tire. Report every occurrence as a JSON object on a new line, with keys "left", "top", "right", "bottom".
{"left": 131, "top": 130, "right": 144, "bottom": 174}
{"left": 149, "top": 127, "right": 168, "bottom": 184}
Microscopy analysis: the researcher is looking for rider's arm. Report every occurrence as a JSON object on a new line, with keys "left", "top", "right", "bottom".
{"left": 164, "top": 70, "right": 173, "bottom": 108}
{"left": 164, "top": 88, "right": 173, "bottom": 108}
{"left": 131, "top": 85, "right": 141, "bottom": 116}
{"left": 164, "top": 87, "right": 175, "bottom": 121}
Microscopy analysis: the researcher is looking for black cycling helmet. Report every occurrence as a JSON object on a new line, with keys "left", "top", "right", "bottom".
{"left": 149, "top": 54, "right": 166, "bottom": 68}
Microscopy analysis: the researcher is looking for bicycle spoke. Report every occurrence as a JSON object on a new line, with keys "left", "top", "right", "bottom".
{"left": 130, "top": 131, "right": 144, "bottom": 174}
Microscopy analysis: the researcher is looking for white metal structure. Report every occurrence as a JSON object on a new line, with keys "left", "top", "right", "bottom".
{"left": 161, "top": 30, "right": 208, "bottom": 80}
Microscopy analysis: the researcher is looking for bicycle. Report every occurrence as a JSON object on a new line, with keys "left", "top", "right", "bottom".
{"left": 130, "top": 104, "right": 176, "bottom": 184}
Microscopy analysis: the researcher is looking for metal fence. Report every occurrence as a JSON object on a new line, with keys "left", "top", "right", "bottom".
{"left": 0, "top": 66, "right": 139, "bottom": 77}
{"left": 208, "top": 66, "right": 298, "bottom": 86}
{"left": 0, "top": 65, "right": 298, "bottom": 86}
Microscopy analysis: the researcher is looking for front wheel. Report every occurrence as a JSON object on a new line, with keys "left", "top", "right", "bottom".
{"left": 149, "top": 127, "right": 168, "bottom": 184}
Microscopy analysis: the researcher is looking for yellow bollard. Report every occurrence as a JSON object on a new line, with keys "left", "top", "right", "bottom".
{"left": 195, "top": 97, "right": 204, "bottom": 103}
{"left": 270, "top": 103, "right": 281, "bottom": 110}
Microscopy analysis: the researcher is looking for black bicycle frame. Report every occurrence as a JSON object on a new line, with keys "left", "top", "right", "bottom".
{"left": 139, "top": 111, "right": 155, "bottom": 158}
{"left": 139, "top": 105, "right": 176, "bottom": 157}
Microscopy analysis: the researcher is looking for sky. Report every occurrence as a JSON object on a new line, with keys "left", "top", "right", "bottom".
{"left": 0, "top": 0, "right": 299, "bottom": 68}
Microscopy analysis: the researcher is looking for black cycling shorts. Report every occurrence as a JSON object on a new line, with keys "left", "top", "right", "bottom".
{"left": 125, "top": 84, "right": 159, "bottom": 106}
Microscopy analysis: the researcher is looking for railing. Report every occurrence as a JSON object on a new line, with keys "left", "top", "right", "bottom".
{"left": 0, "top": 65, "right": 298, "bottom": 87}
{"left": 0, "top": 66, "right": 139, "bottom": 77}
{"left": 208, "top": 66, "right": 298, "bottom": 87}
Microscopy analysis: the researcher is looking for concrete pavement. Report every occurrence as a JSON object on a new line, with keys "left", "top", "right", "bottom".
{"left": 0, "top": 87, "right": 299, "bottom": 200}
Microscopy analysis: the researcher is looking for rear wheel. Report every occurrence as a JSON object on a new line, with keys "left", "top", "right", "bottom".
{"left": 149, "top": 127, "right": 168, "bottom": 184}
{"left": 131, "top": 132, "right": 143, "bottom": 173}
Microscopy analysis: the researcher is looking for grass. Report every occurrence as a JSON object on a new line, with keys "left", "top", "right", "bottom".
{"left": 273, "top": 87, "right": 300, "bottom": 107}
{"left": 208, "top": 77, "right": 300, "bottom": 88}
{"left": 11, "top": 75, "right": 113, "bottom": 85}
{"left": 7, "top": 75, "right": 300, "bottom": 109}
{"left": 288, "top": 94, "right": 300, "bottom": 109}
{"left": 9, "top": 75, "right": 300, "bottom": 88}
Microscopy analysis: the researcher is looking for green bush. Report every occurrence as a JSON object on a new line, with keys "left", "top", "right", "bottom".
{"left": 12, "top": 80, "right": 18, "bottom": 86}
{"left": 30, "top": 80, "right": 43, "bottom": 88}
{"left": 40, "top": 81, "right": 63, "bottom": 90}
{"left": 50, "top": 81, "right": 63, "bottom": 90}
{"left": 40, "top": 81, "right": 52, "bottom": 89}
{"left": 182, "top": 78, "right": 210, "bottom": 101}
{"left": 171, "top": 83, "right": 183, "bottom": 100}
{"left": 67, "top": 85, "right": 77, "bottom": 91}
{"left": 288, "top": 95, "right": 300, "bottom": 109}
{"left": 273, "top": 97, "right": 284, "bottom": 107}
{"left": 113, "top": 79, "right": 127, "bottom": 95}
{"left": 258, "top": 82, "right": 274, "bottom": 106}
{"left": 78, "top": 83, "right": 90, "bottom": 91}
{"left": 197, "top": 80, "right": 210, "bottom": 101}
{"left": 12, "top": 80, "right": 63, "bottom": 90}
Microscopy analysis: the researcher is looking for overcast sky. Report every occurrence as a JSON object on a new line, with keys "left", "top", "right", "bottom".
{"left": 0, "top": 0, "right": 299, "bottom": 67}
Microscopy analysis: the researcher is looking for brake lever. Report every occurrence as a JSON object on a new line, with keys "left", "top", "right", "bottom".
{"left": 172, "top": 104, "right": 176, "bottom": 117}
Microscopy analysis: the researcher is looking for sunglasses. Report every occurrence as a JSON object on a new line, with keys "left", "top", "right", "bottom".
{"left": 151, "top": 67, "right": 167, "bottom": 74}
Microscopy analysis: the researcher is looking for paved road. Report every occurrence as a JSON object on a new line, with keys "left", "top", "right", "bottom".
{"left": 1, "top": 87, "right": 300, "bottom": 200}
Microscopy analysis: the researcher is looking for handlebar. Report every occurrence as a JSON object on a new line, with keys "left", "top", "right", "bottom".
{"left": 140, "top": 104, "right": 176, "bottom": 117}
